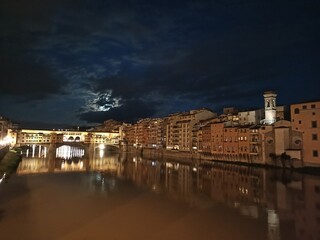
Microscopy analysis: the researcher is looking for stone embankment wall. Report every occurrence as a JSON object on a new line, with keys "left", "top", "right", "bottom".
{"left": 126, "top": 147, "right": 199, "bottom": 163}
{"left": 0, "top": 146, "right": 9, "bottom": 162}
{"left": 123, "top": 146, "right": 304, "bottom": 168}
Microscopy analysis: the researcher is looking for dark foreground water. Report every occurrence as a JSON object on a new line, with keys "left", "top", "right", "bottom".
{"left": 0, "top": 146, "right": 319, "bottom": 240}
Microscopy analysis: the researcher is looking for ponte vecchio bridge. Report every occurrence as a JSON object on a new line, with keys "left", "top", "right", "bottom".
{"left": 8, "top": 129, "right": 121, "bottom": 147}
{"left": 8, "top": 129, "right": 122, "bottom": 174}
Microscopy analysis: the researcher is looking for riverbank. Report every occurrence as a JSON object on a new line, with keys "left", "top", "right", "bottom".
{"left": 0, "top": 149, "right": 22, "bottom": 177}
{"left": 124, "top": 147, "right": 319, "bottom": 173}
{"left": 0, "top": 145, "right": 9, "bottom": 161}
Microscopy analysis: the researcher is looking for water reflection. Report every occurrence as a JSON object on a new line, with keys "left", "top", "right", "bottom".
{"left": 16, "top": 146, "right": 320, "bottom": 240}
{"left": 56, "top": 145, "right": 85, "bottom": 159}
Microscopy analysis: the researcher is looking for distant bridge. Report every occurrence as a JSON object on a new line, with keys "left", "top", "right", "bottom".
{"left": 8, "top": 129, "right": 121, "bottom": 148}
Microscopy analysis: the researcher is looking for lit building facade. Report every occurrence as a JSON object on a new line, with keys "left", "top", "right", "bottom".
{"left": 291, "top": 100, "right": 320, "bottom": 166}
{"left": 146, "top": 118, "right": 165, "bottom": 148}
{"left": 198, "top": 124, "right": 211, "bottom": 155}
{"left": 238, "top": 109, "right": 264, "bottom": 125}
{"left": 263, "top": 91, "right": 277, "bottom": 125}
{"left": 262, "top": 121, "right": 303, "bottom": 167}
{"left": 8, "top": 129, "right": 120, "bottom": 146}
{"left": 122, "top": 123, "right": 135, "bottom": 146}
{"left": 0, "top": 116, "right": 14, "bottom": 140}
{"left": 223, "top": 126, "right": 239, "bottom": 161}
{"left": 238, "top": 126, "right": 250, "bottom": 162}
{"left": 211, "top": 122, "right": 224, "bottom": 159}
{"left": 166, "top": 109, "right": 216, "bottom": 151}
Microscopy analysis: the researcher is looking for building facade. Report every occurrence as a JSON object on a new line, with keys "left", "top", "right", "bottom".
{"left": 291, "top": 101, "right": 320, "bottom": 166}
{"left": 238, "top": 109, "right": 264, "bottom": 126}
{"left": 166, "top": 109, "right": 216, "bottom": 151}
{"left": 263, "top": 91, "right": 277, "bottom": 125}
{"left": 0, "top": 116, "right": 13, "bottom": 140}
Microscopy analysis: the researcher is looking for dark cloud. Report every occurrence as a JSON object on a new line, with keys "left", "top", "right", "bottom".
{"left": 0, "top": 52, "right": 67, "bottom": 101}
{"left": 0, "top": 0, "right": 319, "bottom": 125}
{"left": 0, "top": 0, "right": 70, "bottom": 100}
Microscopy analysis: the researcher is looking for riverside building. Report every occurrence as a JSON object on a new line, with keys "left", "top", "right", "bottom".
{"left": 291, "top": 100, "right": 320, "bottom": 167}
{"left": 166, "top": 108, "right": 217, "bottom": 151}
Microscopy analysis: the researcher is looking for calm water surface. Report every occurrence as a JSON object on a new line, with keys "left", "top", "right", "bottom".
{"left": 0, "top": 145, "right": 319, "bottom": 240}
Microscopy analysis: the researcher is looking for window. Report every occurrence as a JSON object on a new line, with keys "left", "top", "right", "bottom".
{"left": 294, "top": 108, "right": 300, "bottom": 114}
{"left": 312, "top": 121, "right": 317, "bottom": 128}
{"left": 299, "top": 120, "right": 302, "bottom": 124}
{"left": 311, "top": 104, "right": 316, "bottom": 108}
{"left": 312, "top": 134, "right": 318, "bottom": 141}
{"left": 302, "top": 105, "right": 307, "bottom": 109}
{"left": 294, "top": 139, "right": 301, "bottom": 145}
{"left": 314, "top": 150, "right": 319, "bottom": 157}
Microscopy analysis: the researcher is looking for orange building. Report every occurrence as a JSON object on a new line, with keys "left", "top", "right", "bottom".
{"left": 211, "top": 122, "right": 224, "bottom": 159}
{"left": 238, "top": 127, "right": 250, "bottom": 162}
{"left": 135, "top": 119, "right": 150, "bottom": 147}
{"left": 146, "top": 118, "right": 164, "bottom": 148}
{"left": 223, "top": 126, "right": 239, "bottom": 161}
{"left": 122, "top": 124, "right": 135, "bottom": 146}
{"left": 291, "top": 101, "right": 320, "bottom": 166}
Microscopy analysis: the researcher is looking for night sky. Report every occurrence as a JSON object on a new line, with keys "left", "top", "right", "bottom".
{"left": 1, "top": 0, "right": 319, "bottom": 128}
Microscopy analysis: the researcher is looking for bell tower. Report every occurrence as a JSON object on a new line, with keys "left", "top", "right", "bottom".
{"left": 263, "top": 91, "right": 277, "bottom": 125}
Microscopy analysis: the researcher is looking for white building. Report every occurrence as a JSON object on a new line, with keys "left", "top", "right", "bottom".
{"left": 238, "top": 109, "right": 264, "bottom": 125}
{"left": 263, "top": 91, "right": 277, "bottom": 125}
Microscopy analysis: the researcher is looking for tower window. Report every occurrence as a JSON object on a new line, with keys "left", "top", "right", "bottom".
{"left": 313, "top": 150, "right": 319, "bottom": 157}
{"left": 312, "top": 121, "right": 317, "bottom": 128}
{"left": 311, "top": 104, "right": 316, "bottom": 108}
{"left": 302, "top": 105, "right": 307, "bottom": 109}
{"left": 294, "top": 108, "right": 300, "bottom": 114}
{"left": 312, "top": 134, "right": 318, "bottom": 141}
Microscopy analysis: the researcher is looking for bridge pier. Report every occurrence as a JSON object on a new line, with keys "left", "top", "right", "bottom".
{"left": 48, "top": 143, "right": 56, "bottom": 172}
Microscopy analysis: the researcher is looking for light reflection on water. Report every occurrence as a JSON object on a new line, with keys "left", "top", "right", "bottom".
{"left": 15, "top": 145, "right": 320, "bottom": 240}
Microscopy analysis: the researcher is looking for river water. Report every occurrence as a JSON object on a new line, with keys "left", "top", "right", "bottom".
{"left": 0, "top": 145, "right": 319, "bottom": 240}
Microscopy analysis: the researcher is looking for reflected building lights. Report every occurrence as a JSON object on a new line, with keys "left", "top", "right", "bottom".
{"left": 32, "top": 144, "right": 35, "bottom": 157}
{"left": 267, "top": 209, "right": 280, "bottom": 240}
{"left": 99, "top": 149, "right": 104, "bottom": 158}
{"left": 15, "top": 149, "right": 318, "bottom": 239}
{"left": 56, "top": 145, "right": 85, "bottom": 159}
